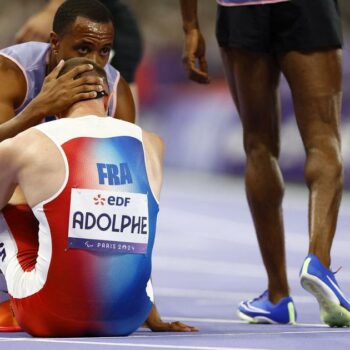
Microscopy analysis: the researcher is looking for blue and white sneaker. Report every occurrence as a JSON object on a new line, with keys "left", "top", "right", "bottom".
{"left": 300, "top": 254, "right": 350, "bottom": 327}
{"left": 238, "top": 290, "right": 296, "bottom": 324}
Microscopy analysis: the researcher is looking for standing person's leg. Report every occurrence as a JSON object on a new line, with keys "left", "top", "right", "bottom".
{"left": 281, "top": 49, "right": 343, "bottom": 268}
{"left": 221, "top": 48, "right": 296, "bottom": 324}
{"left": 216, "top": 4, "right": 296, "bottom": 324}
{"left": 281, "top": 49, "right": 350, "bottom": 326}
{"left": 272, "top": 0, "right": 349, "bottom": 326}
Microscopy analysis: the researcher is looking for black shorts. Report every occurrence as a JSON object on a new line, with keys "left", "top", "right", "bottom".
{"left": 216, "top": 0, "right": 343, "bottom": 53}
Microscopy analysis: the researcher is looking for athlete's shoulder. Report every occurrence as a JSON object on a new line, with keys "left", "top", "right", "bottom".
{"left": 0, "top": 55, "right": 27, "bottom": 109}
{"left": 0, "top": 128, "right": 39, "bottom": 166}
{"left": 0, "top": 42, "right": 49, "bottom": 61}
{"left": 0, "top": 41, "right": 49, "bottom": 55}
{"left": 142, "top": 130, "right": 164, "bottom": 147}
{"left": 142, "top": 130, "right": 164, "bottom": 160}
{"left": 0, "top": 42, "right": 49, "bottom": 80}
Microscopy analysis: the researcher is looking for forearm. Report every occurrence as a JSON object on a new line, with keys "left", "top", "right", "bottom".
{"left": 0, "top": 102, "right": 46, "bottom": 142}
{"left": 180, "top": 0, "right": 199, "bottom": 32}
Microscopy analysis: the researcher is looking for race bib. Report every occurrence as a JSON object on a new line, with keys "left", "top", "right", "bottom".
{"left": 68, "top": 188, "right": 149, "bottom": 254}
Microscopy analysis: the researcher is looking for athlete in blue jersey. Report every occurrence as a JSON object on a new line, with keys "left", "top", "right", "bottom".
{"left": 0, "top": 0, "right": 135, "bottom": 144}
{"left": 180, "top": 0, "right": 349, "bottom": 327}
{"left": 0, "top": 58, "right": 198, "bottom": 336}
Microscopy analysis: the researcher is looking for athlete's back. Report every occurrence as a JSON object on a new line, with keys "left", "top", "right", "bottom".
{"left": 0, "top": 116, "right": 163, "bottom": 336}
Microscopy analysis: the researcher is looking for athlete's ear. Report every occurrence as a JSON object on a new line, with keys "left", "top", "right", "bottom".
{"left": 50, "top": 32, "right": 60, "bottom": 56}
{"left": 103, "top": 95, "right": 109, "bottom": 112}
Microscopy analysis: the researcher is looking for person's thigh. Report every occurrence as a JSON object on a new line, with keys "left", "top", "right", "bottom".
{"left": 280, "top": 49, "right": 342, "bottom": 147}
{"left": 220, "top": 47, "right": 281, "bottom": 156}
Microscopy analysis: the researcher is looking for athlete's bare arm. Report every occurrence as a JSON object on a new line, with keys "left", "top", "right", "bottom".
{"left": 0, "top": 128, "right": 64, "bottom": 209}
{"left": 0, "top": 56, "right": 104, "bottom": 142}
{"left": 115, "top": 76, "right": 136, "bottom": 123}
{"left": 15, "top": 0, "right": 64, "bottom": 43}
{"left": 141, "top": 131, "right": 198, "bottom": 332}
{"left": 180, "top": 0, "right": 209, "bottom": 84}
{"left": 142, "top": 131, "right": 164, "bottom": 200}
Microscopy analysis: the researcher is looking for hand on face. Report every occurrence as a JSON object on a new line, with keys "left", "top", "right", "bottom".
{"left": 37, "top": 17, "right": 114, "bottom": 117}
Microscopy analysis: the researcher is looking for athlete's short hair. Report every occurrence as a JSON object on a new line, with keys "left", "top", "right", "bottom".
{"left": 58, "top": 57, "right": 109, "bottom": 97}
{"left": 53, "top": 0, "right": 114, "bottom": 36}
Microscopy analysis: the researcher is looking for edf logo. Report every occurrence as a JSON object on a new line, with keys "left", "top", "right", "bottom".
{"left": 96, "top": 163, "right": 133, "bottom": 185}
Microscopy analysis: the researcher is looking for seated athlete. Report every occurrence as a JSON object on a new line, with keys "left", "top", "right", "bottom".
{"left": 0, "top": 0, "right": 136, "bottom": 326}
{"left": 0, "top": 58, "right": 198, "bottom": 337}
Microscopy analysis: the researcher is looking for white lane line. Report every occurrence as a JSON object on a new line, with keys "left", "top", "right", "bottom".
{"left": 127, "top": 330, "right": 350, "bottom": 340}
{"left": 0, "top": 338, "right": 266, "bottom": 350}
{"left": 2, "top": 327, "right": 349, "bottom": 345}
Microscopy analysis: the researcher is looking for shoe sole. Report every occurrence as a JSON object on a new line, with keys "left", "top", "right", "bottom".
{"left": 301, "top": 274, "right": 350, "bottom": 327}
{"left": 237, "top": 308, "right": 295, "bottom": 325}
{"left": 237, "top": 310, "right": 278, "bottom": 324}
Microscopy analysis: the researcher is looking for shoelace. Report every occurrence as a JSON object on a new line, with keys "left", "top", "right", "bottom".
{"left": 333, "top": 266, "right": 342, "bottom": 275}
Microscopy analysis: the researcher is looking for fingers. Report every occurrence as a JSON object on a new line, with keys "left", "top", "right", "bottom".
{"left": 182, "top": 29, "right": 210, "bottom": 84}
{"left": 71, "top": 81, "right": 106, "bottom": 101}
{"left": 46, "top": 60, "right": 65, "bottom": 80}
{"left": 70, "top": 83, "right": 104, "bottom": 101}
{"left": 71, "top": 91, "right": 99, "bottom": 102}
{"left": 61, "top": 64, "right": 94, "bottom": 80}
{"left": 71, "top": 75, "right": 104, "bottom": 89}
{"left": 182, "top": 56, "right": 210, "bottom": 84}
{"left": 169, "top": 321, "right": 199, "bottom": 332}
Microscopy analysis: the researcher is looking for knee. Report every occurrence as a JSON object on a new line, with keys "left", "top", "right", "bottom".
{"left": 244, "top": 135, "right": 279, "bottom": 163}
{"left": 244, "top": 139, "right": 284, "bottom": 201}
{"left": 305, "top": 140, "right": 343, "bottom": 188}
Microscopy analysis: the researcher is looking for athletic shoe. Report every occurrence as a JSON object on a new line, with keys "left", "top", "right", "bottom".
{"left": 300, "top": 254, "right": 350, "bottom": 327}
{"left": 238, "top": 290, "right": 296, "bottom": 324}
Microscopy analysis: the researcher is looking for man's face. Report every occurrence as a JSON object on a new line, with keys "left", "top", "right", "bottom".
{"left": 51, "top": 16, "right": 114, "bottom": 67}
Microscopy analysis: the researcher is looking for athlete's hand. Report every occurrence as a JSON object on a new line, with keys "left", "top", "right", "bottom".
{"left": 32, "top": 60, "right": 104, "bottom": 117}
{"left": 182, "top": 28, "right": 210, "bottom": 84}
{"left": 15, "top": 9, "right": 53, "bottom": 43}
{"left": 147, "top": 320, "right": 199, "bottom": 332}
{"left": 144, "top": 304, "right": 199, "bottom": 332}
